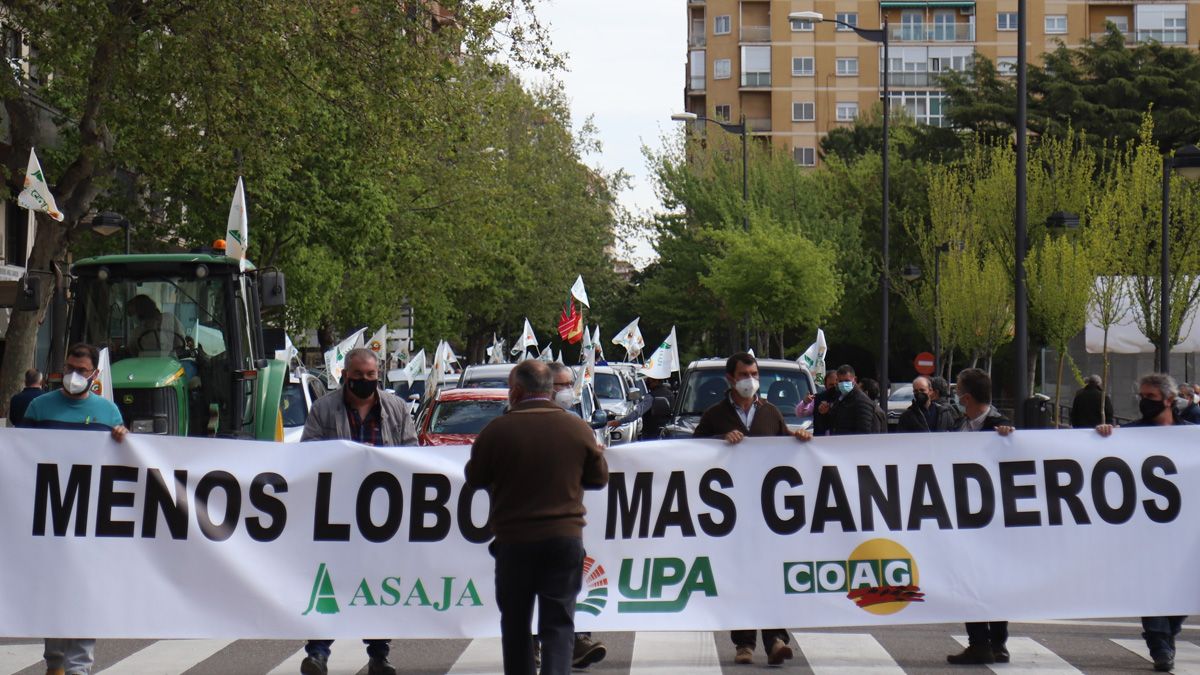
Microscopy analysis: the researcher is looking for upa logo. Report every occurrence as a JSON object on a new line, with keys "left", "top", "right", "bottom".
{"left": 576, "top": 556, "right": 609, "bottom": 616}
{"left": 783, "top": 539, "right": 924, "bottom": 615}
{"left": 301, "top": 562, "right": 483, "bottom": 616}
{"left": 617, "top": 556, "right": 717, "bottom": 613}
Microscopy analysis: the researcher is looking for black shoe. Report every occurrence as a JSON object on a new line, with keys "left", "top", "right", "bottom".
{"left": 367, "top": 656, "right": 397, "bottom": 675}
{"left": 299, "top": 654, "right": 328, "bottom": 675}
{"left": 1153, "top": 654, "right": 1175, "bottom": 672}
{"left": 992, "top": 645, "right": 1010, "bottom": 663}
{"left": 946, "top": 644, "right": 995, "bottom": 665}
{"left": 573, "top": 634, "right": 607, "bottom": 668}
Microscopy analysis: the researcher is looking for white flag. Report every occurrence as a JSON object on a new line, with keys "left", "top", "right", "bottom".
{"left": 570, "top": 275, "right": 590, "bottom": 308}
{"left": 511, "top": 318, "right": 538, "bottom": 355}
{"left": 92, "top": 348, "right": 114, "bottom": 402}
{"left": 555, "top": 350, "right": 564, "bottom": 364}
{"left": 225, "top": 177, "right": 249, "bottom": 268}
{"left": 592, "top": 326, "right": 604, "bottom": 361}
{"left": 574, "top": 331, "right": 597, "bottom": 398}
{"left": 641, "top": 327, "right": 679, "bottom": 379}
{"left": 799, "top": 328, "right": 828, "bottom": 376}
{"left": 323, "top": 328, "right": 366, "bottom": 387}
{"left": 538, "top": 344, "right": 554, "bottom": 362}
{"left": 17, "top": 148, "right": 63, "bottom": 222}
{"left": 367, "top": 326, "right": 388, "bottom": 358}
{"left": 612, "top": 317, "right": 645, "bottom": 358}
{"left": 274, "top": 334, "right": 298, "bottom": 364}
{"left": 402, "top": 349, "right": 427, "bottom": 387}
{"left": 486, "top": 334, "right": 507, "bottom": 364}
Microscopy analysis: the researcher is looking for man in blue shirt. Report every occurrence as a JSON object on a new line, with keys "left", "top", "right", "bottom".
{"left": 8, "top": 367, "right": 45, "bottom": 427}
{"left": 18, "top": 343, "right": 126, "bottom": 675}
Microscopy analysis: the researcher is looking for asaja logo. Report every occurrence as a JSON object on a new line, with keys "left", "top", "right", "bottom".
{"left": 783, "top": 538, "right": 924, "bottom": 615}
{"left": 617, "top": 556, "right": 717, "bottom": 614}
{"left": 369, "top": 340, "right": 383, "bottom": 352}
{"left": 576, "top": 556, "right": 609, "bottom": 616}
{"left": 301, "top": 562, "right": 483, "bottom": 616}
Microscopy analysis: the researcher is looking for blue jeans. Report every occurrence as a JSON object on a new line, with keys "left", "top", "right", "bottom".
{"left": 44, "top": 638, "right": 95, "bottom": 675}
{"left": 304, "top": 639, "right": 390, "bottom": 659}
{"left": 1143, "top": 616, "right": 1186, "bottom": 659}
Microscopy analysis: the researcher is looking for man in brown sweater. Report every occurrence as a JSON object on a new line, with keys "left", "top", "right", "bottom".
{"left": 694, "top": 352, "right": 812, "bottom": 667}
{"left": 465, "top": 360, "right": 609, "bottom": 675}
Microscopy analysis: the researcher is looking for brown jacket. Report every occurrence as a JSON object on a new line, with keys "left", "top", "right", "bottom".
{"left": 465, "top": 399, "right": 609, "bottom": 543}
{"left": 693, "top": 394, "right": 790, "bottom": 438}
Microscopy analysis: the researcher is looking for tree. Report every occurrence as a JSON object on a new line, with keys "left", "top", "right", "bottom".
{"left": 1026, "top": 233, "right": 1093, "bottom": 424}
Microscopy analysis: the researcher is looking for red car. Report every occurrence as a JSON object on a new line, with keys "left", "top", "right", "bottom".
{"left": 417, "top": 387, "right": 509, "bottom": 446}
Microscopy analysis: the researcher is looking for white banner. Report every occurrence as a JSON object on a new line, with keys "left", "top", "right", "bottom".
{"left": 0, "top": 427, "right": 1197, "bottom": 639}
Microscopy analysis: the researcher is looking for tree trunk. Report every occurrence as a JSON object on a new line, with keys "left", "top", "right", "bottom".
{"left": 1101, "top": 328, "right": 1111, "bottom": 425}
{"left": 1053, "top": 350, "right": 1066, "bottom": 428}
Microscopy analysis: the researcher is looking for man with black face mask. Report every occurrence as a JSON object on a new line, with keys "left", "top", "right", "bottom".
{"left": 898, "top": 376, "right": 956, "bottom": 432}
{"left": 299, "top": 347, "right": 416, "bottom": 675}
{"left": 1095, "top": 372, "right": 1189, "bottom": 673}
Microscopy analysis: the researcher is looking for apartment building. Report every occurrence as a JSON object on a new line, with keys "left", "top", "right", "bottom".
{"left": 684, "top": 0, "right": 1200, "bottom": 165}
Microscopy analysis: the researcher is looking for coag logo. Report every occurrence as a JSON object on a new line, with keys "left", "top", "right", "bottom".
{"left": 783, "top": 539, "right": 924, "bottom": 615}
{"left": 576, "top": 556, "right": 609, "bottom": 616}
{"left": 301, "top": 562, "right": 483, "bottom": 616}
{"left": 616, "top": 556, "right": 717, "bottom": 613}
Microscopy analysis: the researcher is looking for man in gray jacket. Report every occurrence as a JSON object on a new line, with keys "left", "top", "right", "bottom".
{"left": 299, "top": 347, "right": 416, "bottom": 675}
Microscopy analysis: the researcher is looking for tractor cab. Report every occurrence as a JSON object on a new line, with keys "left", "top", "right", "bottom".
{"left": 67, "top": 253, "right": 287, "bottom": 440}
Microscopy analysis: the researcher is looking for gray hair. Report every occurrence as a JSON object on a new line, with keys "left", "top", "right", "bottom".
{"left": 512, "top": 360, "right": 553, "bottom": 395}
{"left": 547, "top": 361, "right": 574, "bottom": 382}
{"left": 1084, "top": 374, "right": 1102, "bottom": 387}
{"left": 344, "top": 347, "right": 380, "bottom": 370}
{"left": 1139, "top": 373, "right": 1178, "bottom": 401}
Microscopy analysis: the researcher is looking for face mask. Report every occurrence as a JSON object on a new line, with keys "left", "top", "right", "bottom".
{"left": 734, "top": 377, "right": 759, "bottom": 399}
{"left": 346, "top": 377, "right": 378, "bottom": 400}
{"left": 63, "top": 371, "right": 92, "bottom": 396}
{"left": 837, "top": 381, "right": 854, "bottom": 395}
{"left": 1139, "top": 397, "right": 1167, "bottom": 421}
{"left": 554, "top": 389, "right": 578, "bottom": 409}
{"left": 914, "top": 392, "right": 929, "bottom": 407}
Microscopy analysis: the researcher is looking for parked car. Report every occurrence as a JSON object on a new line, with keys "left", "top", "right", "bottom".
{"left": 458, "top": 363, "right": 516, "bottom": 389}
{"left": 886, "top": 385, "right": 914, "bottom": 428}
{"left": 662, "top": 358, "right": 816, "bottom": 438}
{"left": 592, "top": 365, "right": 642, "bottom": 445}
{"left": 417, "top": 387, "right": 510, "bottom": 446}
{"left": 281, "top": 371, "right": 328, "bottom": 443}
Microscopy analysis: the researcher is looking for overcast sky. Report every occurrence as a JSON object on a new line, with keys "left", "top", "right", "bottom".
{"left": 519, "top": 0, "right": 684, "bottom": 264}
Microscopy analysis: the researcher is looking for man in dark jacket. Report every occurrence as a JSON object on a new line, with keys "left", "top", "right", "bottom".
{"left": 1096, "top": 373, "right": 1189, "bottom": 673}
{"left": 1176, "top": 384, "right": 1200, "bottom": 424}
{"left": 898, "top": 376, "right": 957, "bottom": 432}
{"left": 693, "top": 352, "right": 811, "bottom": 666}
{"left": 1069, "top": 375, "right": 1115, "bottom": 428}
{"left": 466, "top": 360, "right": 609, "bottom": 675}
{"left": 8, "top": 368, "right": 44, "bottom": 427}
{"left": 947, "top": 368, "right": 1015, "bottom": 667}
{"left": 829, "top": 365, "right": 876, "bottom": 435}
{"left": 812, "top": 370, "right": 839, "bottom": 435}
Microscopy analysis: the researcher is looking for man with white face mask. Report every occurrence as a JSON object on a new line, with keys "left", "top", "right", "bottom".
{"left": 17, "top": 343, "right": 125, "bottom": 675}
{"left": 693, "top": 352, "right": 811, "bottom": 666}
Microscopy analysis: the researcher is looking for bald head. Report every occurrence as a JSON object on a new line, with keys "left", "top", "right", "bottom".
{"left": 510, "top": 360, "right": 553, "bottom": 403}
{"left": 913, "top": 376, "right": 933, "bottom": 408}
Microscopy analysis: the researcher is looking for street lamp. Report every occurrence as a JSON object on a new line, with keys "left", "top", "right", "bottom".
{"left": 789, "top": 10, "right": 891, "bottom": 392}
{"left": 671, "top": 112, "right": 749, "bottom": 233}
{"left": 90, "top": 211, "right": 131, "bottom": 254}
{"left": 1158, "top": 144, "right": 1200, "bottom": 373}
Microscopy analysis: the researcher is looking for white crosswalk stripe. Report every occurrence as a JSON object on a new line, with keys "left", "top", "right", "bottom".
{"left": 630, "top": 631, "right": 721, "bottom": 674}
{"left": 0, "top": 643, "right": 43, "bottom": 674}
{"left": 953, "top": 636, "right": 1084, "bottom": 673}
{"left": 266, "top": 644, "right": 370, "bottom": 675}
{"left": 792, "top": 632, "right": 905, "bottom": 673}
{"left": 1113, "top": 638, "right": 1200, "bottom": 674}
{"left": 99, "top": 639, "right": 233, "bottom": 674}
{"left": 446, "top": 637, "right": 504, "bottom": 674}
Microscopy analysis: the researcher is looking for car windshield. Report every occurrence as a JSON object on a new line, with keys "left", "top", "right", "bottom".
{"left": 463, "top": 378, "right": 508, "bottom": 388}
{"left": 680, "top": 368, "right": 813, "bottom": 419}
{"left": 889, "top": 386, "right": 914, "bottom": 402}
{"left": 281, "top": 383, "right": 307, "bottom": 427}
{"left": 594, "top": 372, "right": 624, "bottom": 400}
{"left": 429, "top": 400, "right": 507, "bottom": 434}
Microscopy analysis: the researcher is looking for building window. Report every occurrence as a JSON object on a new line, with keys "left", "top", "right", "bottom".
{"left": 836, "top": 13, "right": 858, "bottom": 31}
{"left": 887, "top": 90, "right": 950, "bottom": 127}
{"left": 689, "top": 50, "right": 706, "bottom": 90}
{"left": 901, "top": 10, "right": 925, "bottom": 40}
{"left": 996, "top": 57, "right": 1017, "bottom": 76}
{"left": 836, "top": 58, "right": 859, "bottom": 76}
{"left": 792, "top": 57, "right": 815, "bottom": 76}
{"left": 997, "top": 12, "right": 1018, "bottom": 31}
{"left": 836, "top": 102, "right": 859, "bottom": 121}
{"left": 1105, "top": 16, "right": 1130, "bottom": 33}
{"left": 741, "top": 45, "right": 771, "bottom": 86}
{"left": 714, "top": 15, "right": 731, "bottom": 35}
{"left": 1044, "top": 15, "right": 1067, "bottom": 34}
{"left": 714, "top": 104, "right": 731, "bottom": 121}
{"left": 790, "top": 18, "right": 815, "bottom": 31}
{"left": 714, "top": 58, "right": 731, "bottom": 79}
{"left": 1137, "top": 5, "right": 1188, "bottom": 43}
{"left": 792, "top": 102, "right": 815, "bottom": 121}
{"left": 794, "top": 147, "right": 816, "bottom": 166}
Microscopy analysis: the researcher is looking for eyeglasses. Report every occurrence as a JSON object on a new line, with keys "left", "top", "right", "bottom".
{"left": 64, "top": 365, "right": 95, "bottom": 376}
{"left": 553, "top": 380, "right": 573, "bottom": 389}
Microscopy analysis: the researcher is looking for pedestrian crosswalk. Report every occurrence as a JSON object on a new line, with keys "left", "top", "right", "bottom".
{"left": 0, "top": 627, "right": 1192, "bottom": 674}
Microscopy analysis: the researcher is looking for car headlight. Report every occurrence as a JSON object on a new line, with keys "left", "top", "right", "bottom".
{"left": 130, "top": 419, "right": 156, "bottom": 434}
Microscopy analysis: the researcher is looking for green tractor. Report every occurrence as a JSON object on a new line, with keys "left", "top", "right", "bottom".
{"left": 65, "top": 252, "right": 288, "bottom": 440}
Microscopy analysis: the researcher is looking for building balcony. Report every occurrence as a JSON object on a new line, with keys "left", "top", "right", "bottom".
{"left": 746, "top": 117, "right": 773, "bottom": 132}
{"left": 687, "top": 76, "right": 706, "bottom": 92}
{"left": 889, "top": 23, "right": 975, "bottom": 42}
{"left": 687, "top": 0, "right": 705, "bottom": 5}
{"left": 740, "top": 71, "right": 771, "bottom": 87}
{"left": 688, "top": 33, "right": 707, "bottom": 47}
{"left": 886, "top": 71, "right": 961, "bottom": 86}
{"left": 740, "top": 25, "right": 772, "bottom": 42}
{"left": 1134, "top": 28, "right": 1186, "bottom": 43}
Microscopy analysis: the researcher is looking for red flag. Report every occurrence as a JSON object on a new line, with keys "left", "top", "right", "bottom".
{"left": 558, "top": 299, "right": 584, "bottom": 344}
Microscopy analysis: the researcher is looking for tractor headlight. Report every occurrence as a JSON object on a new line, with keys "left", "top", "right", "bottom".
{"left": 130, "top": 419, "right": 156, "bottom": 434}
